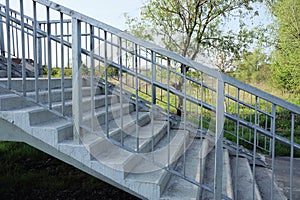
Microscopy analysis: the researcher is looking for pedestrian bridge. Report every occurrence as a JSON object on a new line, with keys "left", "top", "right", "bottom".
{"left": 0, "top": 0, "right": 299, "bottom": 199}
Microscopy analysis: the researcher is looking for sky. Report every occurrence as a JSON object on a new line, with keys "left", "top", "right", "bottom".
{"left": 0, "top": 0, "right": 144, "bottom": 30}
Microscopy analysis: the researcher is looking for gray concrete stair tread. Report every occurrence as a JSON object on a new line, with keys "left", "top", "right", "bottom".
{"left": 255, "top": 166, "right": 287, "bottom": 200}
{"left": 94, "top": 143, "right": 132, "bottom": 164}
{"left": 29, "top": 108, "right": 63, "bottom": 126}
{"left": 31, "top": 117, "right": 72, "bottom": 128}
{"left": 161, "top": 139, "right": 208, "bottom": 200}
{"left": 52, "top": 93, "right": 110, "bottom": 108}
{"left": 231, "top": 157, "right": 262, "bottom": 200}
{"left": 201, "top": 148, "right": 234, "bottom": 200}
{"left": 126, "top": 130, "right": 189, "bottom": 184}
{"left": 87, "top": 103, "right": 133, "bottom": 119}
{"left": 0, "top": 78, "right": 73, "bottom": 92}
{"left": 0, "top": 93, "right": 39, "bottom": 111}
{"left": 80, "top": 130, "right": 104, "bottom": 146}
{"left": 103, "top": 111, "right": 150, "bottom": 132}
{"left": 123, "top": 120, "right": 167, "bottom": 151}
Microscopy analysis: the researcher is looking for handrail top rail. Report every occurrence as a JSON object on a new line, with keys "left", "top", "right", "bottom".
{"left": 2, "top": 0, "right": 300, "bottom": 115}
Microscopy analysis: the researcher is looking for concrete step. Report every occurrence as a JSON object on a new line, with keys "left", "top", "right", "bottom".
{"left": 24, "top": 86, "right": 104, "bottom": 104}
{"left": 161, "top": 138, "right": 209, "bottom": 200}
{"left": 122, "top": 120, "right": 168, "bottom": 152}
{"left": 86, "top": 119, "right": 169, "bottom": 172}
{"left": 255, "top": 166, "right": 287, "bottom": 200}
{"left": 31, "top": 118, "right": 73, "bottom": 146}
{"left": 0, "top": 78, "right": 73, "bottom": 92}
{"left": 201, "top": 148, "right": 234, "bottom": 200}
{"left": 125, "top": 129, "right": 189, "bottom": 200}
{"left": 0, "top": 94, "right": 37, "bottom": 111}
{"left": 82, "top": 103, "right": 135, "bottom": 128}
{"left": 29, "top": 108, "right": 62, "bottom": 126}
{"left": 231, "top": 157, "right": 262, "bottom": 200}
{"left": 52, "top": 94, "right": 118, "bottom": 117}
{"left": 101, "top": 111, "right": 151, "bottom": 140}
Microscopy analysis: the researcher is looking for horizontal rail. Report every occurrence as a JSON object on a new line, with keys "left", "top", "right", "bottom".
{"left": 29, "top": 0, "right": 300, "bottom": 115}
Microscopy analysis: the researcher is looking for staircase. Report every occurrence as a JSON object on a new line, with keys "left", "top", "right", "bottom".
{"left": 0, "top": 78, "right": 288, "bottom": 200}
{"left": 0, "top": 0, "right": 299, "bottom": 199}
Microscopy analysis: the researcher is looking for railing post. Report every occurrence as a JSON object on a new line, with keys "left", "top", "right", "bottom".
{"left": 72, "top": 18, "right": 82, "bottom": 144}
{"left": 5, "top": 0, "right": 11, "bottom": 89}
{"left": 214, "top": 78, "right": 224, "bottom": 200}
{"left": 33, "top": 1, "right": 39, "bottom": 102}
{"left": 0, "top": 13, "right": 5, "bottom": 57}
{"left": 151, "top": 51, "right": 156, "bottom": 104}
{"left": 20, "top": 0, "right": 26, "bottom": 96}
{"left": 37, "top": 23, "right": 43, "bottom": 77}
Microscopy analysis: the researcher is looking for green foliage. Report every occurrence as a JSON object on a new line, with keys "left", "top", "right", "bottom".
{"left": 43, "top": 67, "right": 72, "bottom": 78}
{"left": 270, "top": 0, "right": 300, "bottom": 94}
{"left": 107, "top": 65, "right": 119, "bottom": 77}
{"left": 233, "top": 48, "right": 270, "bottom": 83}
{"left": 125, "top": 0, "right": 265, "bottom": 70}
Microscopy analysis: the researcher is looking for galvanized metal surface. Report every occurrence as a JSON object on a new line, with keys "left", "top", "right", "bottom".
{"left": 0, "top": 1, "right": 299, "bottom": 200}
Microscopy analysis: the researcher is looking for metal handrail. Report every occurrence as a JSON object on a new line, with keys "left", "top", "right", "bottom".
{"left": 1, "top": 1, "right": 299, "bottom": 199}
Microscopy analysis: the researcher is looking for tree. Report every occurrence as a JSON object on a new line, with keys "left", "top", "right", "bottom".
{"left": 233, "top": 48, "right": 269, "bottom": 83}
{"left": 270, "top": 0, "right": 300, "bottom": 94}
{"left": 125, "top": 0, "right": 265, "bottom": 115}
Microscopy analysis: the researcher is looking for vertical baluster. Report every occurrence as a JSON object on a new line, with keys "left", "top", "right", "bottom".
{"left": 5, "top": 0, "right": 11, "bottom": 89}
{"left": 85, "top": 23, "right": 88, "bottom": 67}
{"left": 15, "top": 13, "right": 19, "bottom": 58}
{"left": 250, "top": 94, "right": 253, "bottom": 141}
{"left": 46, "top": 6, "right": 52, "bottom": 108}
{"left": 265, "top": 103, "right": 268, "bottom": 151}
{"left": 37, "top": 23, "right": 42, "bottom": 78}
{"left": 67, "top": 23, "right": 70, "bottom": 68}
{"left": 183, "top": 65, "right": 187, "bottom": 176}
{"left": 33, "top": 1, "right": 39, "bottom": 102}
{"left": 124, "top": 41, "right": 128, "bottom": 85}
{"left": 257, "top": 98, "right": 260, "bottom": 148}
{"left": 290, "top": 113, "right": 295, "bottom": 200}
{"left": 199, "top": 72, "right": 204, "bottom": 184}
{"left": 200, "top": 72, "right": 204, "bottom": 134}
{"left": 10, "top": 11, "right": 15, "bottom": 57}
{"left": 0, "top": 12, "right": 4, "bottom": 57}
{"left": 135, "top": 44, "right": 139, "bottom": 152}
{"left": 90, "top": 24, "right": 95, "bottom": 130}
{"left": 98, "top": 28, "right": 100, "bottom": 73}
{"left": 234, "top": 88, "right": 240, "bottom": 199}
{"left": 270, "top": 104, "right": 276, "bottom": 200}
{"left": 167, "top": 58, "right": 171, "bottom": 169}
{"left": 118, "top": 37, "right": 124, "bottom": 146}
{"left": 151, "top": 52, "right": 156, "bottom": 105}
{"left": 151, "top": 51, "right": 156, "bottom": 154}
{"left": 214, "top": 78, "right": 224, "bottom": 200}
{"left": 72, "top": 18, "right": 82, "bottom": 144}
{"left": 20, "top": 0, "right": 26, "bottom": 96}
{"left": 252, "top": 96, "right": 258, "bottom": 199}
{"left": 55, "top": 22, "right": 58, "bottom": 68}
{"left": 104, "top": 30, "right": 109, "bottom": 137}
{"left": 26, "top": 18, "right": 30, "bottom": 60}
{"left": 60, "top": 13, "right": 65, "bottom": 115}
{"left": 43, "top": 24, "right": 47, "bottom": 69}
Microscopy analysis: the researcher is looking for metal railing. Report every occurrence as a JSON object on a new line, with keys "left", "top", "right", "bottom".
{"left": 0, "top": 0, "right": 299, "bottom": 199}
